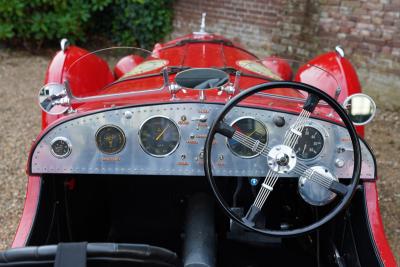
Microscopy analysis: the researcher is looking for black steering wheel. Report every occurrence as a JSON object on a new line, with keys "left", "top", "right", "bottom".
{"left": 204, "top": 81, "right": 361, "bottom": 237}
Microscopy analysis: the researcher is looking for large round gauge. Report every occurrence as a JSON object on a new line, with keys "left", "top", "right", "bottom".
{"left": 96, "top": 125, "right": 126, "bottom": 154}
{"left": 139, "top": 116, "right": 180, "bottom": 157}
{"left": 294, "top": 126, "right": 324, "bottom": 160}
{"left": 227, "top": 117, "right": 268, "bottom": 158}
{"left": 50, "top": 137, "right": 72, "bottom": 158}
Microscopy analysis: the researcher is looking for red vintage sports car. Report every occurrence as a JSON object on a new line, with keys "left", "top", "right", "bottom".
{"left": 0, "top": 19, "right": 396, "bottom": 267}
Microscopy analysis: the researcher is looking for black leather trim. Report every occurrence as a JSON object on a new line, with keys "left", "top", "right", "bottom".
{"left": 0, "top": 243, "right": 180, "bottom": 267}
{"left": 54, "top": 242, "right": 87, "bottom": 267}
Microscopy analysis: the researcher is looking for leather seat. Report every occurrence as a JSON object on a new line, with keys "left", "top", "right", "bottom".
{"left": 0, "top": 243, "right": 181, "bottom": 267}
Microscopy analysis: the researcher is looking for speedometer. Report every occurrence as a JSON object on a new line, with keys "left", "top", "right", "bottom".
{"left": 294, "top": 126, "right": 324, "bottom": 160}
{"left": 139, "top": 116, "right": 180, "bottom": 157}
{"left": 227, "top": 117, "right": 268, "bottom": 158}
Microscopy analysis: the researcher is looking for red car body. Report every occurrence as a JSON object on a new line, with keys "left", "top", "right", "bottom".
{"left": 4, "top": 33, "right": 396, "bottom": 267}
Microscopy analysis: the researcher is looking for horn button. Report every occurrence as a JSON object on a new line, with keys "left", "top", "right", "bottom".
{"left": 267, "top": 145, "right": 297, "bottom": 174}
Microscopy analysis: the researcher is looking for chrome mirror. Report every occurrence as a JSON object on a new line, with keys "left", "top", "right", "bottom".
{"left": 38, "top": 83, "right": 70, "bottom": 115}
{"left": 343, "top": 93, "right": 376, "bottom": 125}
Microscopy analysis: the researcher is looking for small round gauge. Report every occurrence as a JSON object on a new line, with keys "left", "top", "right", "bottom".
{"left": 227, "top": 117, "right": 268, "bottom": 158}
{"left": 139, "top": 116, "right": 180, "bottom": 157}
{"left": 96, "top": 125, "right": 126, "bottom": 154}
{"left": 50, "top": 137, "right": 72, "bottom": 158}
{"left": 294, "top": 126, "right": 324, "bottom": 160}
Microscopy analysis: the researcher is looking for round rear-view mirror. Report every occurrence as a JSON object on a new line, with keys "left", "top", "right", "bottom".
{"left": 38, "top": 83, "right": 70, "bottom": 115}
{"left": 343, "top": 93, "right": 376, "bottom": 125}
{"left": 175, "top": 68, "right": 229, "bottom": 90}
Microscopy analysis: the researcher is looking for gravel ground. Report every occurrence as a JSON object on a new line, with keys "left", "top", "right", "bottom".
{"left": 0, "top": 51, "right": 398, "bottom": 262}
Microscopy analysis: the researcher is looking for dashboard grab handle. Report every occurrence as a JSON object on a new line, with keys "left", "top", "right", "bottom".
{"left": 215, "top": 122, "right": 236, "bottom": 138}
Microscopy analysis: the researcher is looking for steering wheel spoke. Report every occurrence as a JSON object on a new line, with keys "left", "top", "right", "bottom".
{"left": 244, "top": 169, "right": 280, "bottom": 226}
{"left": 294, "top": 162, "right": 348, "bottom": 196}
{"left": 216, "top": 121, "right": 270, "bottom": 156}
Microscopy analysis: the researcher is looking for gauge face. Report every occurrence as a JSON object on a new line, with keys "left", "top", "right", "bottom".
{"left": 96, "top": 125, "right": 126, "bottom": 154}
{"left": 294, "top": 126, "right": 324, "bottom": 160}
{"left": 123, "top": 59, "right": 168, "bottom": 77}
{"left": 227, "top": 117, "right": 268, "bottom": 158}
{"left": 51, "top": 137, "right": 71, "bottom": 158}
{"left": 139, "top": 116, "right": 180, "bottom": 157}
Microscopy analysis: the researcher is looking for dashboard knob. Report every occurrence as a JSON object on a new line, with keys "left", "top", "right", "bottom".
{"left": 273, "top": 116, "right": 285, "bottom": 127}
{"left": 335, "top": 159, "right": 345, "bottom": 168}
{"left": 192, "top": 114, "right": 208, "bottom": 122}
{"left": 124, "top": 111, "right": 133, "bottom": 119}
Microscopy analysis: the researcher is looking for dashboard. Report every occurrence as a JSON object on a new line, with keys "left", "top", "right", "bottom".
{"left": 31, "top": 103, "right": 375, "bottom": 179}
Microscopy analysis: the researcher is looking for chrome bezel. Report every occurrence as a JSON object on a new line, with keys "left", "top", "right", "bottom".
{"left": 226, "top": 116, "right": 269, "bottom": 159}
{"left": 95, "top": 124, "right": 126, "bottom": 155}
{"left": 50, "top": 137, "right": 72, "bottom": 159}
{"left": 295, "top": 122, "right": 327, "bottom": 161}
{"left": 138, "top": 115, "right": 181, "bottom": 158}
{"left": 38, "top": 83, "right": 70, "bottom": 115}
{"left": 343, "top": 93, "right": 376, "bottom": 126}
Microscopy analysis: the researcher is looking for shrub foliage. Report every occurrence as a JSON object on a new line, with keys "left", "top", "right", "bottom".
{"left": 107, "top": 0, "right": 174, "bottom": 49}
{"left": 0, "top": 0, "right": 173, "bottom": 49}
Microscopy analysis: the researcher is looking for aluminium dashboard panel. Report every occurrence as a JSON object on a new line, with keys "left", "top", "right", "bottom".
{"left": 31, "top": 103, "right": 375, "bottom": 179}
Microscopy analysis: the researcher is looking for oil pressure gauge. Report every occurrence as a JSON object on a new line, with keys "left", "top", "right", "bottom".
{"left": 50, "top": 137, "right": 72, "bottom": 158}
{"left": 96, "top": 125, "right": 126, "bottom": 154}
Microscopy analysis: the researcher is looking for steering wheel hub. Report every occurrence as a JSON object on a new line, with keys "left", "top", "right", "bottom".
{"left": 267, "top": 145, "right": 297, "bottom": 174}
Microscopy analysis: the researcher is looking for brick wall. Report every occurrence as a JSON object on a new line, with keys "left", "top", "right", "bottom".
{"left": 172, "top": 0, "right": 400, "bottom": 109}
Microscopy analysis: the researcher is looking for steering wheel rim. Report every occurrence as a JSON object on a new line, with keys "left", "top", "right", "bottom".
{"left": 204, "top": 81, "right": 361, "bottom": 237}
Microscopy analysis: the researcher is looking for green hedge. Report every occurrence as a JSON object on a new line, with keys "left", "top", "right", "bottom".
{"left": 107, "top": 0, "right": 173, "bottom": 49}
{"left": 0, "top": 0, "right": 174, "bottom": 49}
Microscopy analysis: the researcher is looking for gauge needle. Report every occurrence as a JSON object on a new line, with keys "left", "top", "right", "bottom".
{"left": 302, "top": 144, "right": 307, "bottom": 155}
{"left": 247, "top": 129, "right": 257, "bottom": 137}
{"left": 155, "top": 125, "right": 171, "bottom": 141}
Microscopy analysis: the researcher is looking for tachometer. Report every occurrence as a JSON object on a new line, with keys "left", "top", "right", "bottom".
{"left": 96, "top": 125, "right": 126, "bottom": 154}
{"left": 294, "top": 126, "right": 324, "bottom": 160}
{"left": 227, "top": 117, "right": 268, "bottom": 158}
{"left": 139, "top": 116, "right": 180, "bottom": 157}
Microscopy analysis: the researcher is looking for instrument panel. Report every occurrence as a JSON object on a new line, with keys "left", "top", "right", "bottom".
{"left": 31, "top": 103, "right": 375, "bottom": 179}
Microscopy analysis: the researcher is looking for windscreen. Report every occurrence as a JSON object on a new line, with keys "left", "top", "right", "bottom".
{"left": 66, "top": 47, "right": 165, "bottom": 98}
{"left": 65, "top": 47, "right": 341, "bottom": 110}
